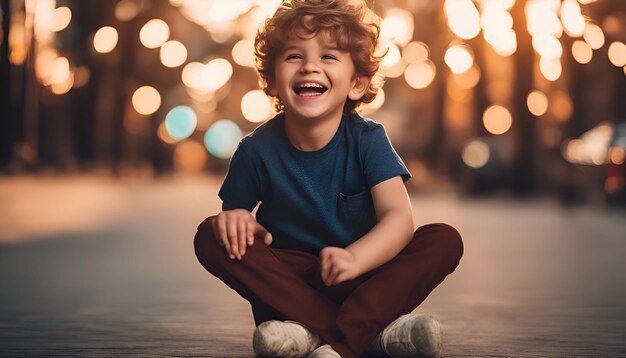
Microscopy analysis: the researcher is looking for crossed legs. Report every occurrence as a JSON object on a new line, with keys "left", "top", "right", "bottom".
{"left": 194, "top": 218, "right": 463, "bottom": 357}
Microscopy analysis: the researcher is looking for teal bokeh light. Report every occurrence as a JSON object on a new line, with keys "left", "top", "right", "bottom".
{"left": 204, "top": 119, "right": 243, "bottom": 159}
{"left": 165, "top": 106, "right": 197, "bottom": 140}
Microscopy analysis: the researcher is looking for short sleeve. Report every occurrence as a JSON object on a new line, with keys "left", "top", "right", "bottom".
{"left": 218, "top": 142, "right": 262, "bottom": 211}
{"left": 361, "top": 124, "right": 411, "bottom": 189}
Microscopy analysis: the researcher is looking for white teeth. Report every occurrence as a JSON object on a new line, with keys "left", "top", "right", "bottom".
{"left": 296, "top": 82, "right": 325, "bottom": 89}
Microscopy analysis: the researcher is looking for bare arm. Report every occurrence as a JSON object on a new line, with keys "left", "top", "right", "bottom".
{"left": 320, "top": 176, "right": 414, "bottom": 285}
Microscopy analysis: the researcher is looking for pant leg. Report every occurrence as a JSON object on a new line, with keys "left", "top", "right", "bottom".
{"left": 335, "top": 223, "right": 464, "bottom": 355}
{"left": 193, "top": 217, "right": 357, "bottom": 357}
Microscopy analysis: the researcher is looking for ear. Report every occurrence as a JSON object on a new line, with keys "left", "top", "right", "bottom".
{"left": 348, "top": 75, "right": 370, "bottom": 101}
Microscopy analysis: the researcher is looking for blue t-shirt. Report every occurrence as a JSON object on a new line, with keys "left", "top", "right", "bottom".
{"left": 219, "top": 113, "right": 410, "bottom": 254}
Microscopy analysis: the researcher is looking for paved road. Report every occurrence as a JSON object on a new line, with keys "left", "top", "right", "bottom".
{"left": 1, "top": 175, "right": 625, "bottom": 357}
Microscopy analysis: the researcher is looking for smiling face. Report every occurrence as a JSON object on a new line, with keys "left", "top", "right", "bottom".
{"left": 269, "top": 32, "right": 369, "bottom": 124}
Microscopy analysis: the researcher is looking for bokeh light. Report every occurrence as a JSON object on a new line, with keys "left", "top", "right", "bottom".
{"left": 380, "top": 8, "right": 414, "bottom": 46}
{"left": 182, "top": 62, "right": 206, "bottom": 90}
{"left": 404, "top": 60, "right": 436, "bottom": 89}
{"left": 402, "top": 41, "right": 429, "bottom": 64}
{"left": 204, "top": 119, "right": 244, "bottom": 159}
{"left": 49, "top": 6, "right": 71, "bottom": 32}
{"left": 532, "top": 34, "right": 562, "bottom": 60}
{"left": 115, "top": 0, "right": 141, "bottom": 22}
{"left": 232, "top": 39, "right": 256, "bottom": 68}
{"left": 527, "top": 90, "right": 548, "bottom": 116}
{"left": 50, "top": 56, "right": 70, "bottom": 85}
{"left": 452, "top": 66, "right": 480, "bottom": 89}
{"left": 608, "top": 42, "right": 626, "bottom": 67}
{"left": 165, "top": 106, "right": 198, "bottom": 140}
{"left": 550, "top": 91, "right": 573, "bottom": 123}
{"left": 444, "top": 0, "right": 480, "bottom": 40}
{"left": 93, "top": 26, "right": 118, "bottom": 54}
{"left": 445, "top": 44, "right": 473, "bottom": 74}
{"left": 73, "top": 66, "right": 90, "bottom": 88}
{"left": 201, "top": 58, "right": 233, "bottom": 91}
{"left": 140, "top": 19, "right": 170, "bottom": 49}
{"left": 158, "top": 122, "right": 177, "bottom": 144}
{"left": 462, "top": 140, "right": 490, "bottom": 169}
{"left": 483, "top": 105, "right": 513, "bottom": 135}
{"left": 160, "top": 40, "right": 187, "bottom": 68}
{"left": 583, "top": 23, "right": 605, "bottom": 50}
{"left": 361, "top": 88, "right": 385, "bottom": 115}
{"left": 381, "top": 44, "right": 401, "bottom": 69}
{"left": 174, "top": 140, "right": 207, "bottom": 172}
{"left": 561, "top": 0, "right": 585, "bottom": 37}
{"left": 51, "top": 71, "right": 74, "bottom": 95}
{"left": 572, "top": 40, "right": 593, "bottom": 64}
{"left": 241, "top": 90, "right": 274, "bottom": 123}
{"left": 132, "top": 86, "right": 161, "bottom": 115}
{"left": 539, "top": 58, "right": 562, "bottom": 82}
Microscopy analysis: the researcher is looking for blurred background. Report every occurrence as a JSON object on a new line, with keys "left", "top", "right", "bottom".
{"left": 1, "top": 0, "right": 626, "bottom": 356}
{"left": 1, "top": 0, "right": 625, "bottom": 204}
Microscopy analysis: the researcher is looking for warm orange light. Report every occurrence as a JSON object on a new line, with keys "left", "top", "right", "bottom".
{"left": 140, "top": 19, "right": 169, "bottom": 49}
{"left": 527, "top": 90, "right": 548, "bottom": 116}
{"left": 583, "top": 23, "right": 605, "bottom": 50}
{"left": 462, "top": 140, "right": 490, "bottom": 169}
{"left": 402, "top": 41, "right": 429, "bottom": 64}
{"left": 160, "top": 40, "right": 187, "bottom": 68}
{"left": 232, "top": 39, "right": 255, "bottom": 68}
{"left": 572, "top": 40, "right": 593, "bottom": 64}
{"left": 132, "top": 86, "right": 161, "bottom": 115}
{"left": 444, "top": 0, "right": 481, "bottom": 40}
{"left": 483, "top": 105, "right": 512, "bottom": 135}
{"left": 174, "top": 140, "right": 207, "bottom": 172}
{"left": 241, "top": 90, "right": 274, "bottom": 123}
{"left": 539, "top": 58, "right": 562, "bottom": 82}
{"left": 608, "top": 42, "right": 626, "bottom": 67}
{"left": 404, "top": 60, "right": 436, "bottom": 89}
{"left": 444, "top": 44, "right": 474, "bottom": 74}
{"left": 93, "top": 26, "right": 118, "bottom": 53}
{"left": 49, "top": 6, "right": 71, "bottom": 32}
{"left": 550, "top": 91, "right": 573, "bottom": 123}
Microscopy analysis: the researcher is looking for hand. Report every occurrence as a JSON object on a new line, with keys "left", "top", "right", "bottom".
{"left": 320, "top": 247, "right": 361, "bottom": 286}
{"left": 211, "top": 209, "right": 272, "bottom": 260}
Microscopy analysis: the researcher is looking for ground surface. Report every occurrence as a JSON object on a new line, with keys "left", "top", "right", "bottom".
{"left": 1, "top": 175, "right": 625, "bottom": 357}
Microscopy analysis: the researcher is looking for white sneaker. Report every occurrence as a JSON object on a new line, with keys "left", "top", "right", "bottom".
{"left": 253, "top": 320, "right": 320, "bottom": 358}
{"left": 307, "top": 344, "right": 341, "bottom": 358}
{"left": 368, "top": 314, "right": 442, "bottom": 357}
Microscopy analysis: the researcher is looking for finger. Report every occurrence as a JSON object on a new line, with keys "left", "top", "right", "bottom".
{"left": 215, "top": 215, "right": 232, "bottom": 256}
{"left": 237, "top": 217, "right": 247, "bottom": 259}
{"left": 227, "top": 218, "right": 238, "bottom": 260}
{"left": 333, "top": 271, "right": 350, "bottom": 286}
{"left": 254, "top": 222, "right": 273, "bottom": 245}
{"left": 246, "top": 220, "right": 255, "bottom": 246}
{"left": 327, "top": 265, "right": 341, "bottom": 286}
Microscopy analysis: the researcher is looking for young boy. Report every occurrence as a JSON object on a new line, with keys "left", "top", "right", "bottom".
{"left": 194, "top": 0, "right": 463, "bottom": 357}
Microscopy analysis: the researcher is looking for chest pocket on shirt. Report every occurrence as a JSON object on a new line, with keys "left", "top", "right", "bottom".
{"left": 338, "top": 190, "right": 377, "bottom": 235}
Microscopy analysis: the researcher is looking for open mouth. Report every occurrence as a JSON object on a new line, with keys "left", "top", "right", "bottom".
{"left": 293, "top": 82, "right": 328, "bottom": 97}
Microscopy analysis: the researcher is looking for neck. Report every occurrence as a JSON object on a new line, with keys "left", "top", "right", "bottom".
{"left": 283, "top": 112, "right": 343, "bottom": 151}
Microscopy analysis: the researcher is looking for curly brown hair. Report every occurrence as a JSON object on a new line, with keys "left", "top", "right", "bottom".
{"left": 254, "top": 0, "right": 384, "bottom": 114}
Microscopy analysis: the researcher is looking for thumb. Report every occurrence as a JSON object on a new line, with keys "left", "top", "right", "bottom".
{"left": 254, "top": 222, "right": 272, "bottom": 246}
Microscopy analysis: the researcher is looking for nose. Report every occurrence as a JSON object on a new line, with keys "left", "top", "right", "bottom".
{"left": 300, "top": 58, "right": 320, "bottom": 74}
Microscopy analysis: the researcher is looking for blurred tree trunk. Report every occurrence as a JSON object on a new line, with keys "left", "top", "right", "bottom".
{"left": 0, "top": 0, "right": 11, "bottom": 169}
{"left": 511, "top": 1, "right": 535, "bottom": 195}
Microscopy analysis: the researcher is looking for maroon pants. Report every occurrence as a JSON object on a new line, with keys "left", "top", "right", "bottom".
{"left": 194, "top": 218, "right": 463, "bottom": 358}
